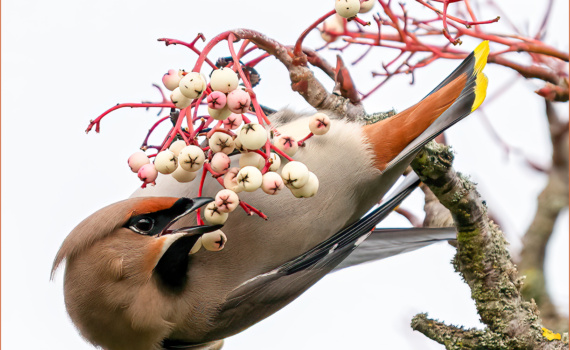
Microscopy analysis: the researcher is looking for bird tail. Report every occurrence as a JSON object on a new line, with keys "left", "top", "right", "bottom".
{"left": 364, "top": 41, "right": 490, "bottom": 172}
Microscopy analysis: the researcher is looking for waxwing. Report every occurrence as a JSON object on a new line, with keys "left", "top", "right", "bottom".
{"left": 53, "top": 42, "right": 489, "bottom": 349}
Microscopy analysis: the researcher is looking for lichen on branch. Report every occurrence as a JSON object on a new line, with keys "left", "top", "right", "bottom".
{"left": 410, "top": 141, "right": 568, "bottom": 349}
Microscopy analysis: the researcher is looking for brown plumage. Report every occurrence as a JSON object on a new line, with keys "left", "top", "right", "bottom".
{"left": 363, "top": 73, "right": 466, "bottom": 171}
{"left": 53, "top": 42, "right": 489, "bottom": 350}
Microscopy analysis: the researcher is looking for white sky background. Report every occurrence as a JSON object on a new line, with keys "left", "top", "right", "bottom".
{"left": 2, "top": 0, "right": 568, "bottom": 349}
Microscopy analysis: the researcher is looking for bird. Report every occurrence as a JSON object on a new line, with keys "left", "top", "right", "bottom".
{"left": 52, "top": 41, "right": 489, "bottom": 350}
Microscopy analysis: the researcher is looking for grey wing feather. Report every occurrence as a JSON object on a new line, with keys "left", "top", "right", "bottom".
{"left": 333, "top": 227, "right": 456, "bottom": 271}
{"left": 218, "top": 173, "right": 421, "bottom": 318}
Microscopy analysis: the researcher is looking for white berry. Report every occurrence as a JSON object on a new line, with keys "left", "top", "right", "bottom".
{"left": 154, "top": 150, "right": 178, "bottom": 174}
{"left": 171, "top": 166, "right": 198, "bottom": 183}
{"left": 179, "top": 72, "right": 206, "bottom": 99}
{"left": 320, "top": 14, "right": 345, "bottom": 43}
{"left": 274, "top": 135, "right": 298, "bottom": 156}
{"left": 203, "top": 203, "right": 228, "bottom": 225}
{"left": 170, "top": 87, "right": 192, "bottom": 109}
{"left": 168, "top": 140, "right": 187, "bottom": 157}
{"left": 359, "top": 0, "right": 375, "bottom": 13}
{"left": 208, "top": 106, "right": 232, "bottom": 121}
{"left": 290, "top": 171, "right": 319, "bottom": 198}
{"left": 234, "top": 136, "right": 249, "bottom": 153}
{"left": 335, "top": 0, "right": 360, "bottom": 18}
{"left": 239, "top": 151, "right": 265, "bottom": 170}
{"left": 281, "top": 161, "right": 309, "bottom": 189}
{"left": 215, "top": 189, "right": 240, "bottom": 213}
{"left": 261, "top": 172, "right": 285, "bottom": 195}
{"left": 210, "top": 152, "right": 231, "bottom": 174}
{"left": 178, "top": 145, "right": 205, "bottom": 172}
{"left": 210, "top": 67, "right": 239, "bottom": 93}
{"left": 128, "top": 151, "right": 150, "bottom": 173}
{"left": 237, "top": 166, "right": 263, "bottom": 192}
{"left": 208, "top": 132, "right": 235, "bottom": 155}
{"left": 309, "top": 112, "right": 331, "bottom": 135}
{"left": 268, "top": 152, "right": 281, "bottom": 172}
{"left": 239, "top": 123, "right": 268, "bottom": 150}
{"left": 202, "top": 230, "right": 227, "bottom": 251}
{"left": 189, "top": 236, "right": 202, "bottom": 254}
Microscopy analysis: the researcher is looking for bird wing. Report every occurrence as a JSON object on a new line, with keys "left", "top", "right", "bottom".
{"left": 333, "top": 226, "right": 456, "bottom": 271}
{"left": 216, "top": 173, "right": 427, "bottom": 321}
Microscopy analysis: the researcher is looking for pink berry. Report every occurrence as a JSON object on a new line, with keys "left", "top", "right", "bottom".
{"left": 128, "top": 151, "right": 150, "bottom": 173}
{"left": 162, "top": 69, "right": 182, "bottom": 91}
{"left": 223, "top": 113, "right": 243, "bottom": 130}
{"left": 215, "top": 189, "right": 240, "bottom": 213}
{"left": 274, "top": 135, "right": 298, "bottom": 156}
{"left": 261, "top": 172, "right": 285, "bottom": 195}
{"left": 223, "top": 167, "right": 244, "bottom": 193}
{"left": 137, "top": 164, "right": 158, "bottom": 184}
{"left": 207, "top": 91, "right": 227, "bottom": 110}
{"left": 210, "top": 152, "right": 231, "bottom": 174}
{"left": 226, "top": 89, "right": 251, "bottom": 114}
{"left": 308, "top": 113, "right": 331, "bottom": 135}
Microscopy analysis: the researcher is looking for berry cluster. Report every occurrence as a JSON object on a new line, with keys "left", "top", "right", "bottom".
{"left": 321, "top": 0, "right": 375, "bottom": 43}
{"left": 87, "top": 31, "right": 334, "bottom": 247}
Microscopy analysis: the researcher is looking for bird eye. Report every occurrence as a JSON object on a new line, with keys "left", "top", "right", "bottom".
{"left": 131, "top": 218, "right": 154, "bottom": 234}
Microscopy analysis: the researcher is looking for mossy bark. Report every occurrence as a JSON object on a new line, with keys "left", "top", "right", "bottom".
{"left": 410, "top": 141, "right": 568, "bottom": 350}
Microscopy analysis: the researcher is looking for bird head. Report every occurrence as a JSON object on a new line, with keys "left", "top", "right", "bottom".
{"left": 51, "top": 196, "right": 220, "bottom": 350}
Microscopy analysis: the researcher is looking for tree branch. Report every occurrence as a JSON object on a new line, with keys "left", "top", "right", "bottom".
{"left": 410, "top": 141, "right": 568, "bottom": 349}
{"left": 231, "top": 29, "right": 367, "bottom": 121}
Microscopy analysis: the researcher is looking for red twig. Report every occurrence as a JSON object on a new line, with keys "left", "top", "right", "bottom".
{"left": 86, "top": 102, "right": 175, "bottom": 133}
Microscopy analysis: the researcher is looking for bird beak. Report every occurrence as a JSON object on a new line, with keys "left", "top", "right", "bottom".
{"left": 149, "top": 197, "right": 224, "bottom": 289}
{"left": 160, "top": 197, "right": 220, "bottom": 236}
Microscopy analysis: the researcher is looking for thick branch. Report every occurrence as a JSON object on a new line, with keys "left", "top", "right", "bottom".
{"left": 231, "top": 29, "right": 366, "bottom": 121}
{"left": 410, "top": 141, "right": 568, "bottom": 349}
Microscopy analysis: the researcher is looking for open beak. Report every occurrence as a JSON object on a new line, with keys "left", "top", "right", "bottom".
{"left": 160, "top": 197, "right": 220, "bottom": 236}
{"left": 152, "top": 197, "right": 225, "bottom": 289}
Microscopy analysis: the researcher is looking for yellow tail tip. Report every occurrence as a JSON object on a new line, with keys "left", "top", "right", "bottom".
{"left": 471, "top": 41, "right": 490, "bottom": 112}
{"left": 473, "top": 40, "right": 490, "bottom": 74}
